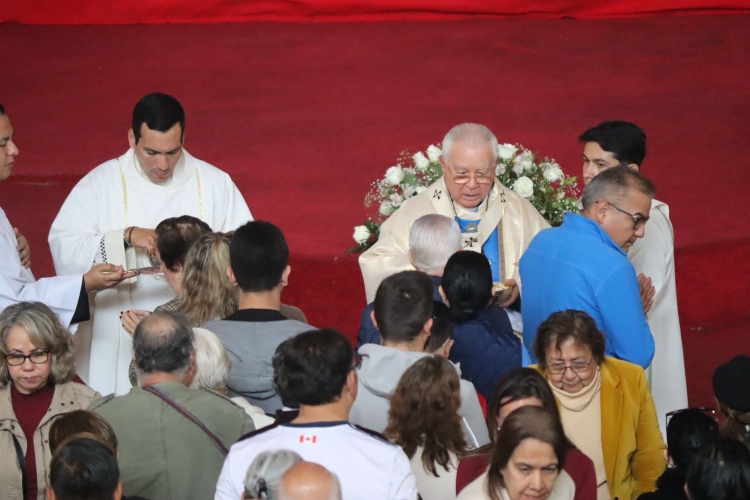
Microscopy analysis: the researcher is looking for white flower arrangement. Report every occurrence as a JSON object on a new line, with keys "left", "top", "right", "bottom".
{"left": 348, "top": 143, "right": 580, "bottom": 252}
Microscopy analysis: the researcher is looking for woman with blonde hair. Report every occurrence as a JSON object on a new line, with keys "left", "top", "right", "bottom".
{"left": 385, "top": 355, "right": 468, "bottom": 500}
{"left": 0, "top": 301, "right": 100, "bottom": 500}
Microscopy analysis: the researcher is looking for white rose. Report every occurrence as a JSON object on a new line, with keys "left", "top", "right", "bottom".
{"left": 412, "top": 152, "right": 430, "bottom": 170}
{"left": 389, "top": 193, "right": 404, "bottom": 207}
{"left": 512, "top": 161, "right": 525, "bottom": 175}
{"left": 403, "top": 185, "right": 417, "bottom": 198}
{"left": 352, "top": 225, "right": 370, "bottom": 244}
{"left": 415, "top": 186, "right": 427, "bottom": 194}
{"left": 379, "top": 201, "right": 394, "bottom": 215}
{"left": 497, "top": 143, "right": 517, "bottom": 161}
{"left": 513, "top": 176, "right": 534, "bottom": 198}
{"left": 384, "top": 165, "right": 404, "bottom": 185}
{"left": 495, "top": 164, "right": 506, "bottom": 176}
{"left": 426, "top": 145, "right": 442, "bottom": 163}
{"left": 543, "top": 164, "right": 564, "bottom": 183}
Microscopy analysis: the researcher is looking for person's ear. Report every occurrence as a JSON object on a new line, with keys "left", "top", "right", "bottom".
{"left": 422, "top": 317, "right": 434, "bottom": 338}
{"left": 127, "top": 128, "right": 136, "bottom": 149}
{"left": 345, "top": 369, "right": 358, "bottom": 400}
{"left": 439, "top": 286, "right": 448, "bottom": 305}
{"left": 370, "top": 310, "right": 378, "bottom": 330}
{"left": 46, "top": 486, "right": 56, "bottom": 500}
{"left": 227, "top": 266, "right": 238, "bottom": 286}
{"left": 115, "top": 481, "right": 123, "bottom": 500}
{"left": 594, "top": 200, "right": 609, "bottom": 224}
{"left": 443, "top": 339, "right": 454, "bottom": 357}
{"left": 281, "top": 265, "right": 291, "bottom": 287}
{"left": 184, "top": 354, "right": 197, "bottom": 386}
{"left": 627, "top": 163, "right": 640, "bottom": 172}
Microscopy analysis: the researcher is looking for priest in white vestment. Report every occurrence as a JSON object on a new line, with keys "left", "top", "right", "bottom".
{"left": 48, "top": 93, "right": 252, "bottom": 396}
{"left": 580, "top": 120, "right": 687, "bottom": 435}
{"left": 360, "top": 123, "right": 548, "bottom": 306}
{"left": 0, "top": 104, "right": 128, "bottom": 325}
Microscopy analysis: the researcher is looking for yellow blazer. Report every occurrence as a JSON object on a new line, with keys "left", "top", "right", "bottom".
{"left": 535, "top": 357, "right": 666, "bottom": 500}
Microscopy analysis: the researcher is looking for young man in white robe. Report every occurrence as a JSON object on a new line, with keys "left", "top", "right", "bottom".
{"left": 359, "top": 122, "right": 548, "bottom": 321}
{"left": 0, "top": 104, "right": 128, "bottom": 324}
{"left": 580, "top": 120, "right": 688, "bottom": 436}
{"left": 48, "top": 93, "right": 252, "bottom": 396}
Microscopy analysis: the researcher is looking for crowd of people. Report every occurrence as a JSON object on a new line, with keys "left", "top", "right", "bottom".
{"left": 0, "top": 94, "right": 748, "bottom": 500}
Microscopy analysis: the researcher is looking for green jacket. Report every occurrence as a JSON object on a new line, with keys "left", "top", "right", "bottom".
{"left": 89, "top": 382, "right": 255, "bottom": 500}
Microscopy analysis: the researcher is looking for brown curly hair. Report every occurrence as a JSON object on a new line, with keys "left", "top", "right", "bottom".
{"left": 384, "top": 355, "right": 468, "bottom": 476}
{"left": 0, "top": 301, "right": 76, "bottom": 387}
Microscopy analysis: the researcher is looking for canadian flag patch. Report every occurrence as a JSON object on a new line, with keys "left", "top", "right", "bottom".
{"left": 299, "top": 435, "right": 318, "bottom": 444}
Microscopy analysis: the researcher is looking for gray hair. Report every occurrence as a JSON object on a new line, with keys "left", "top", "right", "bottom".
{"left": 581, "top": 165, "right": 656, "bottom": 210}
{"left": 0, "top": 302, "right": 76, "bottom": 386}
{"left": 189, "top": 327, "right": 231, "bottom": 392}
{"left": 409, "top": 214, "right": 462, "bottom": 274}
{"left": 244, "top": 450, "right": 303, "bottom": 500}
{"left": 441, "top": 123, "right": 498, "bottom": 164}
{"left": 133, "top": 311, "right": 195, "bottom": 378}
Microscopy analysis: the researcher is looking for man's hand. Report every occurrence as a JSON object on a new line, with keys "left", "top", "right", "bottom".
{"left": 120, "top": 309, "right": 151, "bottom": 336}
{"left": 14, "top": 228, "right": 31, "bottom": 268}
{"left": 83, "top": 264, "right": 136, "bottom": 292}
{"left": 129, "top": 227, "right": 157, "bottom": 255}
{"left": 498, "top": 279, "right": 520, "bottom": 308}
{"left": 637, "top": 273, "right": 655, "bottom": 315}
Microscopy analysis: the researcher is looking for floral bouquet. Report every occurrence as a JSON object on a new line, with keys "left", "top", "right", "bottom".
{"left": 348, "top": 143, "right": 580, "bottom": 253}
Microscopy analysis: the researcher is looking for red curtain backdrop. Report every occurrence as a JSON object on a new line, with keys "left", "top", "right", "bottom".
{"left": 2, "top": 0, "right": 749, "bottom": 25}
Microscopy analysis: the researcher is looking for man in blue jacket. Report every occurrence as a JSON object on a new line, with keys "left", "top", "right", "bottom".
{"left": 520, "top": 166, "right": 655, "bottom": 369}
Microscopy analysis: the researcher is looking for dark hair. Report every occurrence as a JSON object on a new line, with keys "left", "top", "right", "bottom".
{"left": 230, "top": 220, "right": 289, "bottom": 293}
{"left": 579, "top": 121, "right": 647, "bottom": 168}
{"left": 581, "top": 165, "right": 656, "bottom": 210}
{"left": 666, "top": 409, "right": 719, "bottom": 471}
{"left": 49, "top": 410, "right": 118, "bottom": 454}
{"left": 713, "top": 355, "right": 750, "bottom": 447}
{"left": 373, "top": 271, "right": 434, "bottom": 343}
{"left": 442, "top": 251, "right": 493, "bottom": 323}
{"left": 686, "top": 438, "right": 750, "bottom": 500}
{"left": 132, "top": 92, "right": 185, "bottom": 143}
{"left": 487, "top": 406, "right": 571, "bottom": 500}
{"left": 0, "top": 104, "right": 5, "bottom": 115}
{"left": 533, "top": 310, "right": 606, "bottom": 370}
{"left": 273, "top": 328, "right": 353, "bottom": 408}
{"left": 155, "top": 216, "right": 212, "bottom": 272}
{"left": 132, "top": 311, "right": 195, "bottom": 376}
{"left": 485, "top": 368, "right": 560, "bottom": 445}
{"left": 49, "top": 437, "right": 120, "bottom": 500}
{"left": 424, "top": 301, "right": 454, "bottom": 353}
{"left": 385, "top": 356, "right": 468, "bottom": 476}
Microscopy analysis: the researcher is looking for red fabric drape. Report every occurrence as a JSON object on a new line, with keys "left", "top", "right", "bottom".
{"left": 2, "top": 0, "right": 749, "bottom": 25}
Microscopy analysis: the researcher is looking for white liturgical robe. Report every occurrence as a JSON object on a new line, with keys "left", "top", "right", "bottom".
{"left": 49, "top": 148, "right": 252, "bottom": 396}
{"left": 359, "top": 177, "right": 549, "bottom": 303}
{"left": 0, "top": 207, "right": 83, "bottom": 325}
{"left": 629, "top": 199, "right": 687, "bottom": 436}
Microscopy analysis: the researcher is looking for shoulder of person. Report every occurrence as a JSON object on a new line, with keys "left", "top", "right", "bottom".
{"left": 601, "top": 356, "right": 648, "bottom": 387}
{"left": 187, "top": 150, "right": 233, "bottom": 180}
{"left": 350, "top": 424, "right": 400, "bottom": 447}
{"left": 58, "top": 381, "right": 101, "bottom": 406}
{"left": 87, "top": 393, "right": 117, "bottom": 412}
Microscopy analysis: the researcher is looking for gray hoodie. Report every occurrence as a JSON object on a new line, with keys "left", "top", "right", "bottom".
{"left": 349, "top": 344, "right": 490, "bottom": 447}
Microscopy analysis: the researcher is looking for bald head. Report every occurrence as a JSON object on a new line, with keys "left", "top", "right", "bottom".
{"left": 132, "top": 311, "right": 195, "bottom": 379}
{"left": 276, "top": 462, "right": 342, "bottom": 500}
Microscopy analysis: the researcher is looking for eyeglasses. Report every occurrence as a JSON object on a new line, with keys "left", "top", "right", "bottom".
{"left": 545, "top": 359, "right": 592, "bottom": 375}
{"left": 5, "top": 350, "right": 49, "bottom": 366}
{"left": 665, "top": 406, "right": 718, "bottom": 426}
{"left": 608, "top": 202, "right": 650, "bottom": 229}
{"left": 445, "top": 163, "right": 494, "bottom": 185}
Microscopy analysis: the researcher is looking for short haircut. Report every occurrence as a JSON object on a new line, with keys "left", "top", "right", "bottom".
{"left": 533, "top": 310, "right": 606, "bottom": 371}
{"left": 686, "top": 438, "right": 750, "bottom": 500}
{"left": 409, "top": 215, "right": 462, "bottom": 273}
{"left": 442, "top": 251, "right": 493, "bottom": 322}
{"left": 486, "top": 368, "right": 560, "bottom": 444}
{"left": 385, "top": 355, "right": 467, "bottom": 476}
{"left": 666, "top": 409, "right": 719, "bottom": 471}
{"left": 579, "top": 121, "right": 647, "bottom": 168}
{"left": 0, "top": 301, "right": 76, "bottom": 386}
{"left": 243, "top": 450, "right": 303, "bottom": 500}
{"left": 373, "top": 271, "right": 434, "bottom": 343}
{"left": 0, "top": 104, "right": 5, "bottom": 115}
{"left": 190, "top": 327, "right": 231, "bottom": 392}
{"left": 442, "top": 123, "right": 499, "bottom": 164}
{"left": 49, "top": 437, "right": 120, "bottom": 500}
{"left": 424, "top": 301, "right": 454, "bottom": 353}
{"left": 273, "top": 328, "right": 353, "bottom": 408}
{"left": 49, "top": 410, "right": 118, "bottom": 455}
{"left": 155, "top": 215, "right": 212, "bottom": 272}
{"left": 487, "top": 406, "right": 571, "bottom": 500}
{"left": 580, "top": 165, "right": 656, "bottom": 210}
{"left": 230, "top": 220, "right": 289, "bottom": 293}
{"left": 132, "top": 92, "right": 185, "bottom": 143}
{"left": 132, "top": 311, "right": 195, "bottom": 377}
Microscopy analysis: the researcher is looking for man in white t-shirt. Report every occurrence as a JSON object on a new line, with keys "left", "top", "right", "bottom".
{"left": 214, "top": 328, "right": 418, "bottom": 500}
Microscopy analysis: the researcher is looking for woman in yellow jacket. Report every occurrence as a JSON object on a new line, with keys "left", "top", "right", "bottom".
{"left": 533, "top": 310, "right": 665, "bottom": 500}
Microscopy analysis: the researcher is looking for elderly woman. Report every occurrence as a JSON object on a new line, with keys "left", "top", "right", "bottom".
{"left": 242, "top": 449, "right": 303, "bottom": 500}
{"left": 0, "top": 302, "right": 100, "bottom": 500}
{"left": 533, "top": 309, "right": 665, "bottom": 500}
